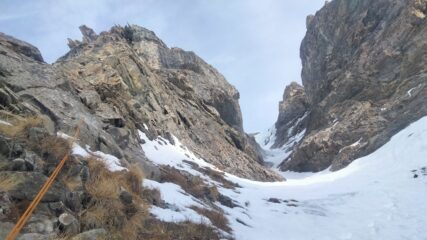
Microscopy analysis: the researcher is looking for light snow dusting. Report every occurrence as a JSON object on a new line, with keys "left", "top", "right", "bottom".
{"left": 69, "top": 141, "right": 127, "bottom": 172}
{"left": 56, "top": 131, "right": 127, "bottom": 172}
{"left": 255, "top": 119, "right": 306, "bottom": 168}
{"left": 407, "top": 85, "right": 420, "bottom": 97}
{"left": 138, "top": 117, "right": 427, "bottom": 240}
{"left": 254, "top": 124, "right": 277, "bottom": 149}
{"left": 143, "top": 179, "right": 210, "bottom": 223}
{"left": 0, "top": 119, "right": 12, "bottom": 126}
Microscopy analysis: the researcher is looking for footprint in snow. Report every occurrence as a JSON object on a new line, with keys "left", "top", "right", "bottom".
{"left": 265, "top": 198, "right": 299, "bottom": 205}
{"left": 265, "top": 198, "right": 329, "bottom": 216}
{"left": 302, "top": 209, "right": 327, "bottom": 217}
{"left": 411, "top": 167, "right": 427, "bottom": 178}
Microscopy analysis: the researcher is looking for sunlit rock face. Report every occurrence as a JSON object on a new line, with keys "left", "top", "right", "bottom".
{"left": 0, "top": 25, "right": 281, "bottom": 181}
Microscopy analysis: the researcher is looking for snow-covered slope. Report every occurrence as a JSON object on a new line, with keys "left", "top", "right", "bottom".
{"left": 140, "top": 117, "right": 427, "bottom": 240}
{"left": 255, "top": 123, "right": 305, "bottom": 168}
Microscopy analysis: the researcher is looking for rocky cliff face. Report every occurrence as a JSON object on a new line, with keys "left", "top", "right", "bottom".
{"left": 0, "top": 25, "right": 279, "bottom": 181}
{"left": 275, "top": 0, "right": 427, "bottom": 172}
{"left": 272, "top": 82, "right": 309, "bottom": 149}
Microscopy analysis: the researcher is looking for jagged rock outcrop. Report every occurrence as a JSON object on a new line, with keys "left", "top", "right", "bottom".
{"left": 121, "top": 25, "right": 244, "bottom": 131}
{"left": 271, "top": 82, "right": 309, "bottom": 149}
{"left": 0, "top": 23, "right": 281, "bottom": 239}
{"left": 0, "top": 25, "right": 279, "bottom": 181}
{"left": 278, "top": 0, "right": 427, "bottom": 172}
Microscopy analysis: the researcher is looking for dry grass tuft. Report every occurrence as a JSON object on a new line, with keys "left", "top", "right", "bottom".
{"left": 190, "top": 206, "right": 231, "bottom": 233}
{"left": 61, "top": 175, "right": 82, "bottom": 192}
{"left": 119, "top": 164, "right": 144, "bottom": 195}
{"left": 0, "top": 161, "right": 9, "bottom": 171}
{"left": 0, "top": 115, "right": 43, "bottom": 138}
{"left": 60, "top": 159, "right": 84, "bottom": 192}
{"left": 159, "top": 166, "right": 220, "bottom": 202}
{"left": 0, "top": 174, "right": 18, "bottom": 192}
{"left": 39, "top": 136, "right": 72, "bottom": 162}
{"left": 85, "top": 159, "right": 121, "bottom": 199}
{"left": 141, "top": 187, "right": 162, "bottom": 206}
{"left": 182, "top": 160, "right": 239, "bottom": 189}
{"left": 81, "top": 158, "right": 149, "bottom": 240}
{"left": 139, "top": 219, "right": 222, "bottom": 240}
{"left": 120, "top": 207, "right": 147, "bottom": 240}
{"left": 82, "top": 198, "right": 126, "bottom": 230}
{"left": 81, "top": 158, "right": 224, "bottom": 239}
{"left": 201, "top": 167, "right": 240, "bottom": 189}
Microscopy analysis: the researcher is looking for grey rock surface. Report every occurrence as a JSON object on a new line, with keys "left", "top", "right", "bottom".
{"left": 0, "top": 222, "right": 13, "bottom": 240}
{"left": 70, "top": 228, "right": 107, "bottom": 240}
{"left": 0, "top": 171, "right": 65, "bottom": 202}
{"left": 0, "top": 24, "right": 279, "bottom": 181}
{"left": 272, "top": 82, "right": 309, "bottom": 149}
{"left": 277, "top": 0, "right": 427, "bottom": 172}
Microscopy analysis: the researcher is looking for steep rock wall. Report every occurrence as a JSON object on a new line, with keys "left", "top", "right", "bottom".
{"left": 276, "top": 0, "right": 427, "bottom": 172}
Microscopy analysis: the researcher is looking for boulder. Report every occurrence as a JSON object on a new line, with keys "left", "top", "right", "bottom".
{"left": 71, "top": 228, "right": 107, "bottom": 240}
{"left": 17, "top": 233, "right": 56, "bottom": 240}
{"left": 11, "top": 158, "right": 34, "bottom": 171}
{"left": 24, "top": 214, "right": 56, "bottom": 234}
{"left": 58, "top": 212, "right": 79, "bottom": 235}
{"left": 0, "top": 222, "right": 14, "bottom": 239}
{"left": 0, "top": 171, "right": 64, "bottom": 202}
{"left": 0, "top": 193, "right": 13, "bottom": 221}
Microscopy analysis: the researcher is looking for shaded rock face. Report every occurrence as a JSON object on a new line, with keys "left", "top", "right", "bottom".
{"left": 278, "top": 0, "right": 427, "bottom": 172}
{"left": 0, "top": 33, "right": 44, "bottom": 62}
{"left": 0, "top": 25, "right": 279, "bottom": 181}
{"left": 272, "top": 82, "right": 309, "bottom": 149}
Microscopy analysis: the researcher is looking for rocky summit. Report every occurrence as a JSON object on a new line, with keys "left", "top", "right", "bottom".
{"left": 0, "top": 24, "right": 280, "bottom": 181}
{"left": 271, "top": 0, "right": 427, "bottom": 172}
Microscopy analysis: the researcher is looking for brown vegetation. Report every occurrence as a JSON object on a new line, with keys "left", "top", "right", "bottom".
{"left": 81, "top": 158, "right": 148, "bottom": 240}
{"left": 0, "top": 114, "right": 43, "bottom": 138}
{"left": 159, "top": 166, "right": 220, "bottom": 202}
{"left": 200, "top": 167, "right": 240, "bottom": 189}
{"left": 39, "top": 136, "right": 72, "bottom": 162}
{"left": 141, "top": 187, "right": 162, "bottom": 206}
{"left": 80, "top": 159, "right": 226, "bottom": 240}
{"left": 190, "top": 206, "right": 231, "bottom": 233}
{"left": 0, "top": 112, "right": 72, "bottom": 165}
{"left": 0, "top": 174, "right": 18, "bottom": 191}
{"left": 0, "top": 113, "right": 225, "bottom": 239}
{"left": 182, "top": 160, "right": 240, "bottom": 189}
{"left": 138, "top": 219, "right": 222, "bottom": 240}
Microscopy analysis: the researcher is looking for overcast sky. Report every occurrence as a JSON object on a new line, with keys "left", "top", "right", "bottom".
{"left": 0, "top": 0, "right": 324, "bottom": 132}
